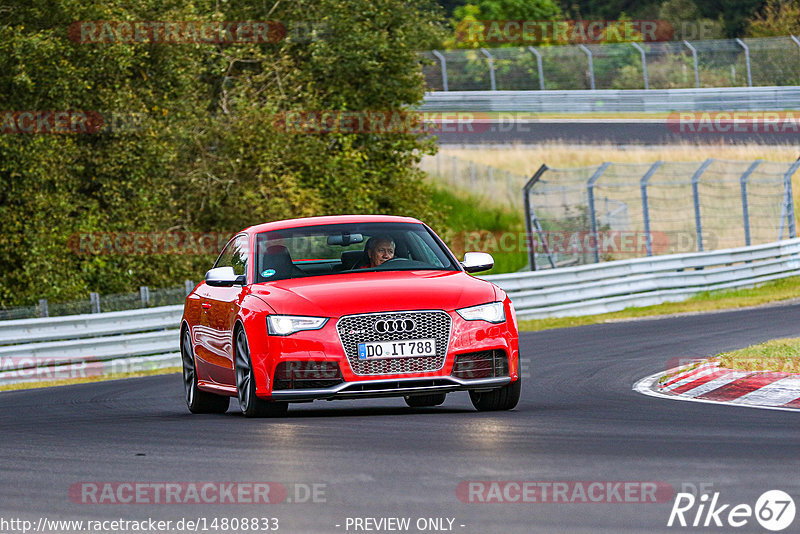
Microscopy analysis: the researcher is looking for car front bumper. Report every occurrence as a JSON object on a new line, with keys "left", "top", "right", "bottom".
{"left": 268, "top": 375, "right": 513, "bottom": 402}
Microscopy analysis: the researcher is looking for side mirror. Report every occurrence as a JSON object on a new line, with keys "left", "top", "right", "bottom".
{"left": 462, "top": 252, "right": 494, "bottom": 273}
{"left": 205, "top": 266, "right": 246, "bottom": 287}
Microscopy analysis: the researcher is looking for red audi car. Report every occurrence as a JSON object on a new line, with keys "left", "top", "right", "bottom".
{"left": 180, "top": 215, "right": 520, "bottom": 417}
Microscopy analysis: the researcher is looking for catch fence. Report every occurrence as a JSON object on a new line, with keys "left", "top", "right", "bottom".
{"left": 524, "top": 159, "right": 799, "bottom": 269}
{"left": 422, "top": 37, "right": 800, "bottom": 92}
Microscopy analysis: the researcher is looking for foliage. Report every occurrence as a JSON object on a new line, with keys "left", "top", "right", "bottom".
{"left": 446, "top": 0, "right": 562, "bottom": 48}
{"left": 0, "top": 0, "right": 447, "bottom": 306}
{"left": 746, "top": 0, "right": 800, "bottom": 36}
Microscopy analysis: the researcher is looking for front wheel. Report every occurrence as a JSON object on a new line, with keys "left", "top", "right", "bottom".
{"left": 469, "top": 376, "right": 521, "bottom": 411}
{"left": 235, "top": 327, "right": 288, "bottom": 418}
{"left": 181, "top": 329, "right": 230, "bottom": 414}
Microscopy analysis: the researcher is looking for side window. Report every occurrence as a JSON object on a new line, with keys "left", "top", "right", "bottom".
{"left": 214, "top": 235, "right": 249, "bottom": 278}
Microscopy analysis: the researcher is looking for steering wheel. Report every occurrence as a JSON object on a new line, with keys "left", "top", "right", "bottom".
{"left": 380, "top": 257, "right": 409, "bottom": 264}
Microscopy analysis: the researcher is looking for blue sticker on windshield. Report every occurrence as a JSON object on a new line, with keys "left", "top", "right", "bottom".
{"left": 261, "top": 269, "right": 276, "bottom": 278}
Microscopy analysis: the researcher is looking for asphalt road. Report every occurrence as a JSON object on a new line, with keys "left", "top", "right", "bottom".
{"left": 2, "top": 304, "right": 800, "bottom": 534}
{"left": 433, "top": 119, "right": 800, "bottom": 145}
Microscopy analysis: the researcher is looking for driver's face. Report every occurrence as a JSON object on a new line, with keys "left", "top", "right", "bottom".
{"left": 368, "top": 240, "right": 395, "bottom": 267}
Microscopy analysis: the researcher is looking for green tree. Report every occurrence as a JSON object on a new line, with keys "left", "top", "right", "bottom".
{"left": 448, "top": 0, "right": 562, "bottom": 48}
{"left": 0, "top": 0, "right": 447, "bottom": 307}
{"left": 746, "top": 0, "right": 800, "bottom": 35}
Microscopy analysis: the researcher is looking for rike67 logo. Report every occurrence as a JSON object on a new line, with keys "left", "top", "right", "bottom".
{"left": 668, "top": 490, "right": 795, "bottom": 531}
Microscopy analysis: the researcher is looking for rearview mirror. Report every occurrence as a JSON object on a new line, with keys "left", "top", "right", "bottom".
{"left": 327, "top": 232, "right": 364, "bottom": 246}
{"left": 462, "top": 252, "right": 494, "bottom": 273}
{"left": 205, "top": 266, "right": 246, "bottom": 287}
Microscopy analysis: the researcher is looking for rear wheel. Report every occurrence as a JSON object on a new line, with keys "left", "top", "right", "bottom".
{"left": 469, "top": 376, "right": 521, "bottom": 411}
{"left": 181, "top": 329, "right": 230, "bottom": 414}
{"left": 235, "top": 327, "right": 288, "bottom": 418}
{"left": 404, "top": 393, "right": 447, "bottom": 408}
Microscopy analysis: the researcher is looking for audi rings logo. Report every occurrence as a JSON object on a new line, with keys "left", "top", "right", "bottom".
{"left": 374, "top": 319, "right": 416, "bottom": 334}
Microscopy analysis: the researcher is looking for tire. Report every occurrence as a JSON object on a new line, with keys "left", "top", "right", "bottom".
{"left": 181, "top": 329, "right": 230, "bottom": 414}
{"left": 469, "top": 376, "right": 521, "bottom": 411}
{"left": 234, "top": 327, "right": 288, "bottom": 418}
{"left": 404, "top": 393, "right": 447, "bottom": 408}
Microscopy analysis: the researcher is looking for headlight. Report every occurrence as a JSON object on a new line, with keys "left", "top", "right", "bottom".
{"left": 456, "top": 302, "right": 506, "bottom": 323}
{"left": 267, "top": 315, "right": 328, "bottom": 336}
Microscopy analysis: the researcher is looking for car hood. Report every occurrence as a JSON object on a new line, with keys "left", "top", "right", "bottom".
{"left": 250, "top": 270, "right": 497, "bottom": 317}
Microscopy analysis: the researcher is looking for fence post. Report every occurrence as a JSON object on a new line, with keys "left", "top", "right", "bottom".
{"left": 640, "top": 161, "right": 663, "bottom": 256}
{"left": 578, "top": 44, "right": 595, "bottom": 90}
{"left": 683, "top": 40, "right": 700, "bottom": 88}
{"left": 38, "top": 299, "right": 49, "bottom": 318}
{"left": 139, "top": 286, "right": 150, "bottom": 308}
{"left": 479, "top": 48, "right": 496, "bottom": 91}
{"left": 691, "top": 159, "right": 714, "bottom": 251}
{"left": 735, "top": 38, "right": 752, "bottom": 87}
{"left": 431, "top": 50, "right": 448, "bottom": 92}
{"left": 587, "top": 162, "right": 611, "bottom": 263}
{"left": 739, "top": 159, "right": 762, "bottom": 246}
{"left": 631, "top": 42, "right": 648, "bottom": 90}
{"left": 527, "top": 46, "right": 545, "bottom": 90}
{"left": 523, "top": 164, "right": 552, "bottom": 270}
{"left": 792, "top": 35, "right": 800, "bottom": 52}
{"left": 779, "top": 159, "right": 800, "bottom": 240}
{"left": 185, "top": 280, "right": 195, "bottom": 296}
{"left": 90, "top": 292, "right": 101, "bottom": 314}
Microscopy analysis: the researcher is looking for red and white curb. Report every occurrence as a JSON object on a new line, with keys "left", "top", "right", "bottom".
{"left": 633, "top": 358, "right": 800, "bottom": 412}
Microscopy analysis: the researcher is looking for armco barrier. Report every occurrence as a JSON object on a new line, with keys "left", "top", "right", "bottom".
{"left": 419, "top": 87, "right": 800, "bottom": 113}
{"left": 2, "top": 238, "right": 798, "bottom": 383}
{"left": 0, "top": 305, "right": 182, "bottom": 384}
{"left": 0, "top": 305, "right": 183, "bottom": 346}
{"left": 483, "top": 238, "right": 800, "bottom": 318}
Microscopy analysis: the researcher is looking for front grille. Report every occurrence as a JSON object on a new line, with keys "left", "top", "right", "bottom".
{"left": 336, "top": 311, "right": 451, "bottom": 376}
{"left": 273, "top": 361, "right": 344, "bottom": 390}
{"left": 452, "top": 350, "right": 509, "bottom": 379}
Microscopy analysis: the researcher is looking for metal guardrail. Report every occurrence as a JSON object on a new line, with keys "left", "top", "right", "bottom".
{"left": 0, "top": 306, "right": 182, "bottom": 384}
{"left": 2, "top": 238, "right": 798, "bottom": 383}
{"left": 419, "top": 87, "right": 800, "bottom": 113}
{"left": 484, "top": 238, "right": 800, "bottom": 318}
{"left": 0, "top": 305, "right": 183, "bottom": 346}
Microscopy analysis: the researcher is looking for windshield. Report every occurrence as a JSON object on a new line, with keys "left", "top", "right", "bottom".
{"left": 254, "top": 222, "right": 459, "bottom": 283}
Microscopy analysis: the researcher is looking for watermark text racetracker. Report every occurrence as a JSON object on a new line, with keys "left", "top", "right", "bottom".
{"left": 272, "top": 111, "right": 557, "bottom": 135}
{"left": 0, "top": 111, "right": 146, "bottom": 134}
{"left": 69, "top": 232, "right": 230, "bottom": 255}
{"left": 447, "top": 230, "right": 673, "bottom": 256}
{"left": 69, "top": 21, "right": 286, "bottom": 44}
{"left": 668, "top": 112, "right": 800, "bottom": 134}
{"left": 457, "top": 481, "right": 674, "bottom": 503}
{"left": 70, "top": 481, "right": 326, "bottom": 504}
{"left": 0, "top": 356, "right": 169, "bottom": 384}
{"left": 454, "top": 20, "right": 672, "bottom": 45}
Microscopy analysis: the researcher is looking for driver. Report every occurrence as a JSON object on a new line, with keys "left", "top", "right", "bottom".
{"left": 363, "top": 235, "right": 395, "bottom": 268}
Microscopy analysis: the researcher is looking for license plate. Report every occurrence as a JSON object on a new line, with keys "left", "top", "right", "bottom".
{"left": 357, "top": 339, "right": 436, "bottom": 359}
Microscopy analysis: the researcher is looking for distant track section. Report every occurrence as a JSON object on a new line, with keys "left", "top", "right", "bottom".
{"left": 431, "top": 118, "right": 800, "bottom": 145}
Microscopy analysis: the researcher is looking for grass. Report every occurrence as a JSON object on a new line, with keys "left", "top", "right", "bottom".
{"left": 519, "top": 275, "right": 800, "bottom": 331}
{"left": 718, "top": 338, "right": 800, "bottom": 373}
{"left": 0, "top": 366, "right": 181, "bottom": 392}
{"left": 438, "top": 143, "right": 800, "bottom": 176}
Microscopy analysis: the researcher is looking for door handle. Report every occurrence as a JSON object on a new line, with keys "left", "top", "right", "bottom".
{"left": 201, "top": 302, "right": 212, "bottom": 310}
